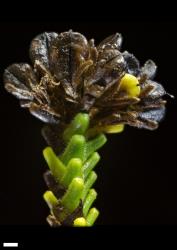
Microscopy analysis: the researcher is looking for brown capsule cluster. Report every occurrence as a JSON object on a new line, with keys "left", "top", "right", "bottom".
{"left": 4, "top": 30, "right": 167, "bottom": 150}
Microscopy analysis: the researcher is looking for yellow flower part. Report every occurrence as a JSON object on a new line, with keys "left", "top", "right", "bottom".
{"left": 101, "top": 124, "right": 124, "bottom": 134}
{"left": 74, "top": 217, "right": 87, "bottom": 226}
{"left": 120, "top": 73, "right": 140, "bottom": 97}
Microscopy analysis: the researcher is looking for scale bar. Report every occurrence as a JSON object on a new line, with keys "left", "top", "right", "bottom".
{"left": 3, "top": 243, "right": 18, "bottom": 247}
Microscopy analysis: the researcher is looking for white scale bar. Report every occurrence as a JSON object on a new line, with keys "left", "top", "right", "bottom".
{"left": 3, "top": 243, "right": 18, "bottom": 247}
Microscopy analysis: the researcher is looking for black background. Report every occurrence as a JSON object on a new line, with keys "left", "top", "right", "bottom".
{"left": 0, "top": 18, "right": 176, "bottom": 229}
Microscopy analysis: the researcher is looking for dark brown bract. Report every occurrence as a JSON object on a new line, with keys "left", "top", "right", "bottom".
{"left": 4, "top": 30, "right": 167, "bottom": 150}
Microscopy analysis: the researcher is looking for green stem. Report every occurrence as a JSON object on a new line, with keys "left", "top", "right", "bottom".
{"left": 43, "top": 147, "right": 66, "bottom": 182}
{"left": 60, "top": 135, "right": 86, "bottom": 165}
{"left": 43, "top": 113, "right": 109, "bottom": 226}
{"left": 43, "top": 191, "right": 58, "bottom": 210}
{"left": 63, "top": 113, "right": 89, "bottom": 143}
{"left": 61, "top": 177, "right": 84, "bottom": 217}
{"left": 86, "top": 208, "right": 99, "bottom": 226}
{"left": 84, "top": 134, "right": 107, "bottom": 160}
{"left": 82, "top": 171, "right": 97, "bottom": 201}
{"left": 61, "top": 158, "right": 82, "bottom": 188}
{"left": 83, "top": 189, "right": 97, "bottom": 217}
{"left": 83, "top": 152, "right": 100, "bottom": 180}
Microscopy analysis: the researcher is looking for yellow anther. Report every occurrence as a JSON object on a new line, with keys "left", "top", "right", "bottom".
{"left": 74, "top": 217, "right": 87, "bottom": 226}
{"left": 120, "top": 73, "right": 140, "bottom": 97}
{"left": 101, "top": 124, "right": 124, "bottom": 134}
